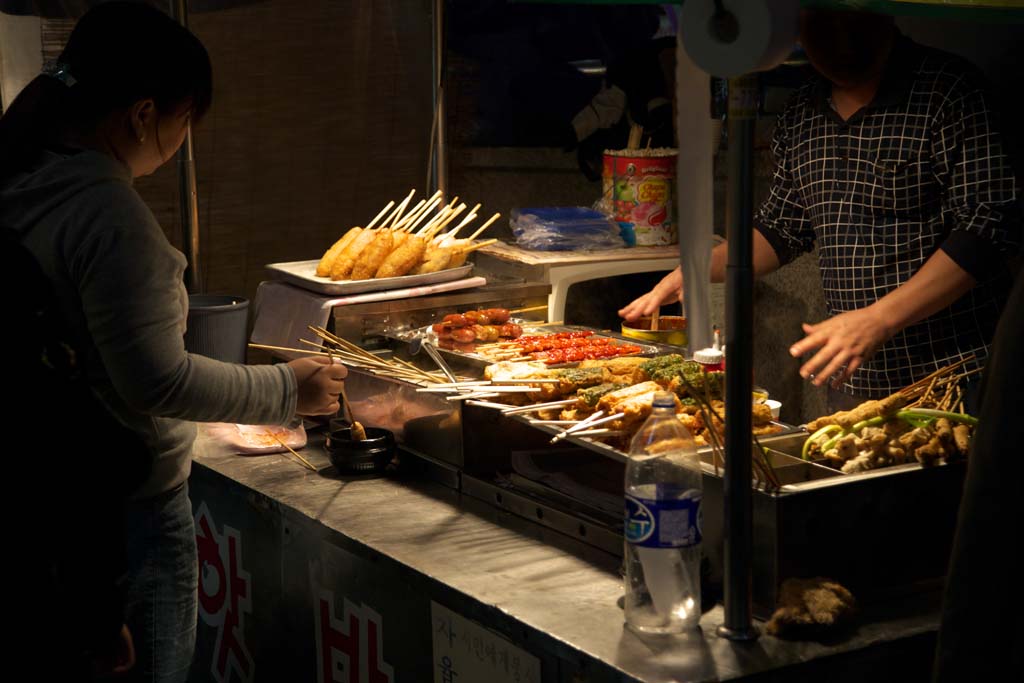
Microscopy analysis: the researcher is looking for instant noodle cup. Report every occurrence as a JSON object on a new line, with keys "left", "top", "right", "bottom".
{"left": 603, "top": 148, "right": 678, "bottom": 246}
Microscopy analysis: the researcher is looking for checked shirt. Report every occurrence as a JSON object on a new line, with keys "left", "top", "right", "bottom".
{"left": 755, "top": 35, "right": 1021, "bottom": 397}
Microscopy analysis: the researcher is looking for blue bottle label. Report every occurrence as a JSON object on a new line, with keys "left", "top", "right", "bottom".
{"left": 625, "top": 491, "right": 703, "bottom": 549}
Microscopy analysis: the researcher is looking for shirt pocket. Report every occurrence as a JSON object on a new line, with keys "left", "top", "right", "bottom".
{"left": 870, "top": 146, "right": 935, "bottom": 216}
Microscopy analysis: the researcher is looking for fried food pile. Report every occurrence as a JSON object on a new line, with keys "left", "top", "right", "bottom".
{"left": 484, "top": 354, "right": 783, "bottom": 446}
{"left": 315, "top": 190, "right": 499, "bottom": 281}
{"left": 765, "top": 577, "right": 857, "bottom": 638}
{"left": 803, "top": 389, "right": 976, "bottom": 473}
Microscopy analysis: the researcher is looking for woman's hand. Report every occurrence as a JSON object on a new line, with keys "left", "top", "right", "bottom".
{"left": 289, "top": 356, "right": 349, "bottom": 416}
{"left": 789, "top": 305, "right": 894, "bottom": 388}
{"left": 618, "top": 267, "right": 683, "bottom": 322}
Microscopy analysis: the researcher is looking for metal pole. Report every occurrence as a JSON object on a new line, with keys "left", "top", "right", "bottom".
{"left": 431, "top": 0, "right": 447, "bottom": 199}
{"left": 717, "top": 74, "right": 758, "bottom": 642}
{"left": 171, "top": 0, "right": 202, "bottom": 293}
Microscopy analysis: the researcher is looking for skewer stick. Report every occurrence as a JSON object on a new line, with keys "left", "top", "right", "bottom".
{"left": 467, "top": 213, "right": 501, "bottom": 241}
{"left": 488, "top": 378, "right": 559, "bottom": 384}
{"left": 364, "top": 200, "right": 396, "bottom": 231}
{"left": 550, "top": 410, "right": 608, "bottom": 443}
{"left": 249, "top": 342, "right": 330, "bottom": 357}
{"left": 509, "top": 305, "right": 549, "bottom": 315}
{"left": 386, "top": 190, "right": 416, "bottom": 227}
{"left": 465, "top": 400, "right": 516, "bottom": 410}
{"left": 273, "top": 436, "right": 317, "bottom": 472}
{"left": 429, "top": 203, "right": 467, "bottom": 236}
{"left": 501, "top": 398, "right": 578, "bottom": 414}
{"left": 399, "top": 195, "right": 442, "bottom": 232}
{"left": 455, "top": 239, "right": 499, "bottom": 254}
{"left": 399, "top": 191, "right": 442, "bottom": 232}
{"left": 566, "top": 428, "right": 623, "bottom": 438}
{"left": 391, "top": 199, "right": 426, "bottom": 230}
{"left": 446, "top": 392, "right": 500, "bottom": 402}
{"left": 445, "top": 204, "right": 481, "bottom": 238}
{"left": 418, "top": 204, "right": 454, "bottom": 236}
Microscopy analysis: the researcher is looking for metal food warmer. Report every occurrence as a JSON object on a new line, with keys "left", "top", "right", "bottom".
{"left": 318, "top": 291, "right": 964, "bottom": 619}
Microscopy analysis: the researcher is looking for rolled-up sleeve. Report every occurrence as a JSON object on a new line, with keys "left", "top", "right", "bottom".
{"left": 932, "top": 71, "right": 1021, "bottom": 278}
{"left": 754, "top": 108, "right": 815, "bottom": 266}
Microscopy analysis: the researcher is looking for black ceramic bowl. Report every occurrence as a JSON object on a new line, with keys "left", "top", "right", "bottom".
{"left": 325, "top": 427, "right": 396, "bottom": 474}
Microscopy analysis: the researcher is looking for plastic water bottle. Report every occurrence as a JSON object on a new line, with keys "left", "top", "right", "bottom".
{"left": 624, "top": 391, "right": 702, "bottom": 633}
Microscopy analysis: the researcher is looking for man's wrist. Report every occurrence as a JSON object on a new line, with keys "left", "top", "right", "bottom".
{"left": 867, "top": 299, "right": 901, "bottom": 340}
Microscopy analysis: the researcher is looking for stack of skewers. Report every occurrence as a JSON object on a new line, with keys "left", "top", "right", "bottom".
{"left": 316, "top": 189, "right": 501, "bottom": 281}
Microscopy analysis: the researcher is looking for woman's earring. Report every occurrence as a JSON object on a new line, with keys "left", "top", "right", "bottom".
{"left": 139, "top": 134, "right": 146, "bottom": 143}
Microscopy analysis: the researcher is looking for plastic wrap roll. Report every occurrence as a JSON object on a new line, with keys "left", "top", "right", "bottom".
{"left": 680, "top": 0, "right": 799, "bottom": 78}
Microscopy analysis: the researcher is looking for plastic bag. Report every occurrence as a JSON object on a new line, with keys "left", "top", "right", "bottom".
{"left": 510, "top": 207, "right": 626, "bottom": 251}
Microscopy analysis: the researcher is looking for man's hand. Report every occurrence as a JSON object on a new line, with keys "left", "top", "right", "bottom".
{"left": 789, "top": 305, "right": 894, "bottom": 388}
{"left": 618, "top": 267, "right": 683, "bottom": 322}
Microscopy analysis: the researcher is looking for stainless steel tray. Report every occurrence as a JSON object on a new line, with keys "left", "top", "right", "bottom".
{"left": 265, "top": 259, "right": 474, "bottom": 295}
{"left": 505, "top": 411, "right": 801, "bottom": 465}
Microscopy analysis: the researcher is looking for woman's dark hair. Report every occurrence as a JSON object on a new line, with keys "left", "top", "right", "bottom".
{"left": 0, "top": 1, "right": 212, "bottom": 180}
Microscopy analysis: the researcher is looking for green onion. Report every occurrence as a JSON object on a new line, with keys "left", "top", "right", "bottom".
{"left": 802, "top": 424, "right": 843, "bottom": 460}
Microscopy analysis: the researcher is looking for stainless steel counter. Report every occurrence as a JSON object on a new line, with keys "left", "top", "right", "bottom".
{"left": 190, "top": 426, "right": 943, "bottom": 682}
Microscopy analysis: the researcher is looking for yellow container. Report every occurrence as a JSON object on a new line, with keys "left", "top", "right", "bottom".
{"left": 621, "top": 315, "right": 688, "bottom": 347}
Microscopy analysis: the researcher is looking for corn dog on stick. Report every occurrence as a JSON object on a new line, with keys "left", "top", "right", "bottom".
{"left": 374, "top": 234, "right": 427, "bottom": 279}
{"left": 411, "top": 245, "right": 453, "bottom": 274}
{"left": 351, "top": 229, "right": 395, "bottom": 280}
{"left": 316, "top": 228, "right": 359, "bottom": 277}
{"left": 330, "top": 227, "right": 379, "bottom": 280}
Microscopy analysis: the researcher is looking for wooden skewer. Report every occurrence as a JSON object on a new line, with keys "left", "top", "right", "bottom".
{"left": 387, "top": 189, "right": 416, "bottom": 227}
{"left": 448, "top": 204, "right": 481, "bottom": 235}
{"left": 250, "top": 342, "right": 330, "bottom": 357}
{"left": 651, "top": 308, "right": 660, "bottom": 332}
{"left": 430, "top": 203, "right": 468, "bottom": 235}
{"left": 272, "top": 436, "right": 317, "bottom": 472}
{"left": 455, "top": 238, "right": 498, "bottom": 254}
{"left": 464, "top": 400, "right": 515, "bottom": 410}
{"left": 502, "top": 398, "right": 578, "bottom": 414}
{"left": 509, "top": 304, "right": 549, "bottom": 315}
{"left": 467, "top": 212, "right": 501, "bottom": 241}
{"left": 400, "top": 195, "right": 442, "bottom": 232}
{"left": 364, "top": 200, "right": 396, "bottom": 231}
{"left": 391, "top": 199, "right": 427, "bottom": 231}
{"left": 419, "top": 205, "right": 455, "bottom": 237}
{"left": 446, "top": 392, "right": 500, "bottom": 402}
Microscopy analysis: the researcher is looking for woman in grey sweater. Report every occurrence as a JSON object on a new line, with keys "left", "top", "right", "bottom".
{"left": 0, "top": 4, "right": 346, "bottom": 681}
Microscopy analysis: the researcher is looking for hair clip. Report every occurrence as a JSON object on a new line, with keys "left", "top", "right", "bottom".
{"left": 42, "top": 60, "right": 78, "bottom": 88}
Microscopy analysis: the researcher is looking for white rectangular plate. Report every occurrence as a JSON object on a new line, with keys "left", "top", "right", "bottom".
{"left": 265, "top": 260, "right": 473, "bottom": 296}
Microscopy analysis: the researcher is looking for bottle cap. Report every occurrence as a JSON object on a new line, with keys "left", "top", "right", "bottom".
{"left": 694, "top": 348, "right": 725, "bottom": 365}
{"left": 652, "top": 391, "right": 676, "bottom": 408}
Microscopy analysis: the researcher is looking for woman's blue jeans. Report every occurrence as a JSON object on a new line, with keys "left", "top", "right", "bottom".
{"left": 123, "top": 482, "right": 198, "bottom": 683}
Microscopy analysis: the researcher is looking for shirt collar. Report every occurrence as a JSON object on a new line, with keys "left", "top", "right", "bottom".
{"left": 811, "top": 32, "right": 920, "bottom": 119}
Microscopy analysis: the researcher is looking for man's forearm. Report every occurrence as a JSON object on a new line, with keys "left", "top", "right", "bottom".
{"left": 870, "top": 250, "right": 976, "bottom": 336}
{"left": 709, "top": 229, "right": 782, "bottom": 283}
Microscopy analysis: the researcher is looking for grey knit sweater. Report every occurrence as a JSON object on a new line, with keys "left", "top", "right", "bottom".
{"left": 1, "top": 148, "right": 296, "bottom": 498}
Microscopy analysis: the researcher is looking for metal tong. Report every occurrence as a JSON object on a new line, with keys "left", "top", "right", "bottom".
{"left": 409, "top": 334, "right": 459, "bottom": 384}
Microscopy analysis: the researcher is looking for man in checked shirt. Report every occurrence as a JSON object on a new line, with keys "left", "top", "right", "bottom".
{"left": 620, "top": 9, "right": 1021, "bottom": 410}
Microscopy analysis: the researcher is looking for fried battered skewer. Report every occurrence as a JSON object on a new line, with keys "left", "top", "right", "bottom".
{"left": 351, "top": 229, "right": 395, "bottom": 280}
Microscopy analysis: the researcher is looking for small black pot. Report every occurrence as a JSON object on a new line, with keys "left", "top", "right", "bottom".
{"left": 325, "top": 427, "right": 395, "bottom": 474}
